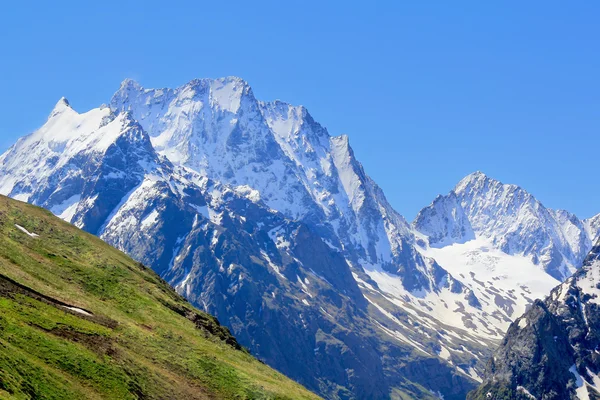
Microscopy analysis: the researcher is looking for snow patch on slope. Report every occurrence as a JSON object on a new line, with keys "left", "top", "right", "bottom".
{"left": 15, "top": 224, "right": 39, "bottom": 238}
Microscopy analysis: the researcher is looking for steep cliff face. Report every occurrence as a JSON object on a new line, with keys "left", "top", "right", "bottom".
{"left": 413, "top": 191, "right": 475, "bottom": 247}
{"left": 469, "top": 241, "right": 600, "bottom": 400}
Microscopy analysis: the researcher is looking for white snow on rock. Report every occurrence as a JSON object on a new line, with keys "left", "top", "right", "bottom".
{"left": 516, "top": 385, "right": 537, "bottom": 400}
{"left": 570, "top": 364, "right": 588, "bottom": 400}
{"left": 50, "top": 195, "right": 81, "bottom": 222}
{"left": 575, "top": 261, "right": 600, "bottom": 305}
{"left": 140, "top": 209, "right": 160, "bottom": 229}
{"left": 0, "top": 97, "right": 154, "bottom": 226}
{"left": 438, "top": 345, "right": 451, "bottom": 361}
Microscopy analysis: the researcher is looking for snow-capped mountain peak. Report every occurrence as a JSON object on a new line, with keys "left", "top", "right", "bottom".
{"left": 48, "top": 96, "right": 72, "bottom": 118}
{"left": 110, "top": 76, "right": 274, "bottom": 164}
{"left": 416, "top": 171, "right": 596, "bottom": 281}
{"left": 453, "top": 170, "right": 488, "bottom": 191}
{"left": 453, "top": 170, "right": 527, "bottom": 206}
{"left": 259, "top": 99, "right": 326, "bottom": 144}
{"left": 0, "top": 100, "right": 157, "bottom": 226}
{"left": 413, "top": 191, "right": 474, "bottom": 247}
{"left": 26, "top": 98, "right": 125, "bottom": 152}
{"left": 119, "top": 77, "right": 142, "bottom": 90}
{"left": 411, "top": 171, "right": 600, "bottom": 356}
{"left": 109, "top": 78, "right": 427, "bottom": 283}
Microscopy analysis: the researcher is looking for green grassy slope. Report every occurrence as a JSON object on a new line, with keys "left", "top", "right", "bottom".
{"left": 0, "top": 195, "right": 320, "bottom": 400}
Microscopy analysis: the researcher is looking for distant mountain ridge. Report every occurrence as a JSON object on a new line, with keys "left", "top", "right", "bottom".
{"left": 415, "top": 171, "right": 600, "bottom": 281}
{"left": 1, "top": 76, "right": 597, "bottom": 399}
{"left": 412, "top": 172, "right": 600, "bottom": 356}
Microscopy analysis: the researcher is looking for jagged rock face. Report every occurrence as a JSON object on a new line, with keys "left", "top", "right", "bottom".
{"left": 469, "top": 242, "right": 600, "bottom": 400}
{"left": 414, "top": 192, "right": 475, "bottom": 247}
{"left": 110, "top": 78, "right": 318, "bottom": 221}
{"left": 0, "top": 101, "right": 159, "bottom": 229}
{"left": 109, "top": 77, "right": 442, "bottom": 292}
{"left": 586, "top": 214, "right": 600, "bottom": 243}
{"left": 0, "top": 81, "right": 479, "bottom": 399}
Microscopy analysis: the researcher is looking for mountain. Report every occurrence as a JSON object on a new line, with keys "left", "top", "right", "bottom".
{"left": 468, "top": 239, "right": 600, "bottom": 400}
{"left": 412, "top": 172, "right": 600, "bottom": 343}
{"left": 6, "top": 77, "right": 596, "bottom": 399}
{"left": 109, "top": 77, "right": 435, "bottom": 290}
{"left": 108, "top": 78, "right": 509, "bottom": 361}
{"left": 0, "top": 79, "right": 480, "bottom": 399}
{"left": 415, "top": 171, "right": 598, "bottom": 282}
{"left": 0, "top": 195, "right": 319, "bottom": 399}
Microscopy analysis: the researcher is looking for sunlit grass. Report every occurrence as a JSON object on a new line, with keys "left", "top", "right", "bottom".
{"left": 0, "top": 195, "right": 320, "bottom": 399}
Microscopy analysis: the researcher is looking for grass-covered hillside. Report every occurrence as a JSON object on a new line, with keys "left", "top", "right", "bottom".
{"left": 0, "top": 195, "right": 320, "bottom": 400}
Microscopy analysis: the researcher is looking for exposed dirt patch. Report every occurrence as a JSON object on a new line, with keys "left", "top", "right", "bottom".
{"left": 45, "top": 325, "right": 119, "bottom": 357}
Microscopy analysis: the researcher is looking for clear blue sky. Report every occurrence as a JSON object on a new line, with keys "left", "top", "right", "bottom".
{"left": 1, "top": 1, "right": 598, "bottom": 219}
